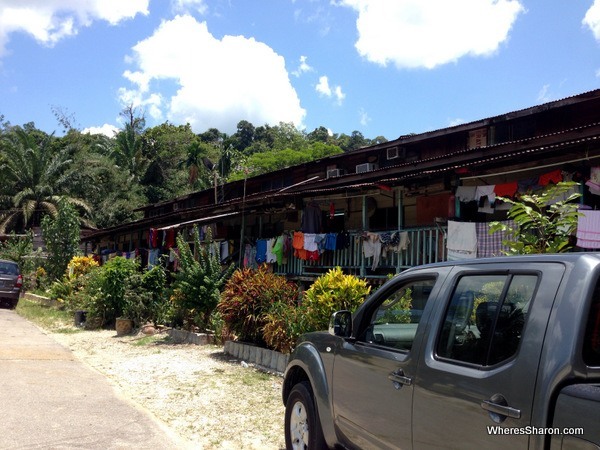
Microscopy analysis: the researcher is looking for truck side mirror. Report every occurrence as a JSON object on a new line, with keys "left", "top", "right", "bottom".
{"left": 329, "top": 310, "right": 352, "bottom": 337}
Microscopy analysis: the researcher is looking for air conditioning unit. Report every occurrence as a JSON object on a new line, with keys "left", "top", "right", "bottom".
{"left": 356, "top": 163, "right": 377, "bottom": 174}
{"left": 387, "top": 147, "right": 399, "bottom": 160}
{"left": 327, "top": 168, "right": 344, "bottom": 179}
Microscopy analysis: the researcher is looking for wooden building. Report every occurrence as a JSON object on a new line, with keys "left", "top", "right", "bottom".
{"left": 83, "top": 89, "right": 600, "bottom": 282}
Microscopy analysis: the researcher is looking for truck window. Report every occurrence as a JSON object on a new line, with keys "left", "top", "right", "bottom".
{"left": 437, "top": 274, "right": 537, "bottom": 366}
{"left": 360, "top": 278, "right": 436, "bottom": 352}
{"left": 583, "top": 281, "right": 600, "bottom": 366}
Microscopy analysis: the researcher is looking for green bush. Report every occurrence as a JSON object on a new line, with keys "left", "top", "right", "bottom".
{"left": 123, "top": 264, "right": 169, "bottom": 327}
{"left": 171, "top": 226, "right": 235, "bottom": 330}
{"left": 262, "top": 301, "right": 303, "bottom": 353}
{"left": 301, "top": 267, "right": 371, "bottom": 333}
{"left": 218, "top": 266, "right": 299, "bottom": 346}
{"left": 83, "top": 256, "right": 138, "bottom": 325}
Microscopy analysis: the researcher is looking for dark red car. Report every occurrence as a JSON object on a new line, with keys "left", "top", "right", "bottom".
{"left": 0, "top": 259, "right": 22, "bottom": 309}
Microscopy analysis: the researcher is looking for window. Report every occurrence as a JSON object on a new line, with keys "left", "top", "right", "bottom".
{"left": 360, "top": 278, "right": 436, "bottom": 351}
{"left": 583, "top": 281, "right": 600, "bottom": 366}
{"left": 437, "top": 274, "right": 537, "bottom": 366}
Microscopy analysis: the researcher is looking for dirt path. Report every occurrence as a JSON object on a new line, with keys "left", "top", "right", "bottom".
{"left": 49, "top": 329, "right": 286, "bottom": 450}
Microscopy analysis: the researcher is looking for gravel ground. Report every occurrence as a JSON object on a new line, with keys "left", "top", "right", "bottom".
{"left": 49, "top": 329, "right": 286, "bottom": 450}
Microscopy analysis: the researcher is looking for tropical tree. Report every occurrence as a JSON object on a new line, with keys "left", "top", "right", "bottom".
{"left": 489, "top": 181, "right": 582, "bottom": 254}
{"left": 181, "top": 141, "right": 212, "bottom": 188}
{"left": 67, "top": 133, "right": 145, "bottom": 229}
{"left": 41, "top": 199, "right": 81, "bottom": 281}
{"left": 0, "top": 128, "right": 91, "bottom": 233}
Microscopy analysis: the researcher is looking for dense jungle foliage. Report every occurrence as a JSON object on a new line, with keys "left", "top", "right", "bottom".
{"left": 0, "top": 108, "right": 387, "bottom": 234}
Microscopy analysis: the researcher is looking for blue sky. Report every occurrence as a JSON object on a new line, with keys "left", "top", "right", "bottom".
{"left": 1, "top": 0, "right": 600, "bottom": 141}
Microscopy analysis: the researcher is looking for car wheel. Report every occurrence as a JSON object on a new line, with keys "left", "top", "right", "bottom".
{"left": 285, "top": 381, "right": 327, "bottom": 450}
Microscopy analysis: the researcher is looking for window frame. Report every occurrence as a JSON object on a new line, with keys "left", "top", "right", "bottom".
{"left": 355, "top": 275, "right": 437, "bottom": 354}
{"left": 434, "top": 270, "right": 540, "bottom": 369}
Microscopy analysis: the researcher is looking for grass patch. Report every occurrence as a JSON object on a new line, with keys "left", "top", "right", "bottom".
{"left": 131, "top": 335, "right": 169, "bottom": 346}
{"left": 16, "top": 296, "right": 79, "bottom": 333}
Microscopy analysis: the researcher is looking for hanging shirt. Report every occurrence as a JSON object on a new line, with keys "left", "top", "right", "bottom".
{"left": 272, "top": 236, "right": 284, "bottom": 265}
{"left": 301, "top": 202, "right": 322, "bottom": 233}
{"left": 362, "top": 232, "right": 382, "bottom": 270}
{"left": 494, "top": 182, "right": 518, "bottom": 199}
{"left": 325, "top": 233, "right": 338, "bottom": 251}
{"left": 292, "top": 231, "right": 304, "bottom": 250}
{"left": 303, "top": 233, "right": 318, "bottom": 252}
{"left": 455, "top": 186, "right": 477, "bottom": 202}
{"left": 255, "top": 239, "right": 267, "bottom": 264}
{"left": 266, "top": 238, "right": 277, "bottom": 263}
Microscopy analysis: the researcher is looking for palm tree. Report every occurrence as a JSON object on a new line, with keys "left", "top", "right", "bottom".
{"left": 112, "top": 122, "right": 149, "bottom": 180}
{"left": 0, "top": 129, "right": 92, "bottom": 233}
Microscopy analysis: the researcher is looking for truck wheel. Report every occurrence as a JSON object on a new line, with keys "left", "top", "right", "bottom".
{"left": 285, "top": 381, "right": 326, "bottom": 450}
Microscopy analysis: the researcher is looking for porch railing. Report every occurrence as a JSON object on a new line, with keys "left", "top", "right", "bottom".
{"left": 274, "top": 226, "right": 447, "bottom": 280}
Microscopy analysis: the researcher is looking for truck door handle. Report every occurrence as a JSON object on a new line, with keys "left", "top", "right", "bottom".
{"left": 388, "top": 369, "right": 412, "bottom": 389}
{"left": 481, "top": 394, "right": 521, "bottom": 422}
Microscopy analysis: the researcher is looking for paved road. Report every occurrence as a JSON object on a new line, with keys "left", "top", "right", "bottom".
{"left": 0, "top": 309, "right": 188, "bottom": 449}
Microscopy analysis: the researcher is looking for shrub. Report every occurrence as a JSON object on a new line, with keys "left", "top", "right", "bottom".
{"left": 67, "top": 256, "right": 98, "bottom": 280}
{"left": 90, "top": 256, "right": 138, "bottom": 325}
{"left": 171, "top": 226, "right": 235, "bottom": 330}
{"left": 123, "top": 264, "right": 169, "bottom": 327}
{"left": 218, "top": 266, "right": 299, "bottom": 346}
{"left": 262, "top": 301, "right": 303, "bottom": 353}
{"left": 301, "top": 267, "right": 371, "bottom": 333}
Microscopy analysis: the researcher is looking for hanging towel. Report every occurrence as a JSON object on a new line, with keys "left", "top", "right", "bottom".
{"left": 447, "top": 221, "right": 477, "bottom": 260}
{"left": 577, "top": 210, "right": 600, "bottom": 249}
{"left": 476, "top": 221, "right": 514, "bottom": 258}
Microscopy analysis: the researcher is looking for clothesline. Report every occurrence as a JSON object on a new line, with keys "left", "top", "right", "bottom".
{"left": 459, "top": 154, "right": 600, "bottom": 181}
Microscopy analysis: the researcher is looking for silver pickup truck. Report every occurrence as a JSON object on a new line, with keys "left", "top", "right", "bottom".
{"left": 282, "top": 254, "right": 600, "bottom": 449}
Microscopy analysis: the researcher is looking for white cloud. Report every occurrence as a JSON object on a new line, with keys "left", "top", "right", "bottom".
{"left": 120, "top": 15, "right": 305, "bottom": 134}
{"left": 537, "top": 84, "right": 551, "bottom": 103}
{"left": 337, "top": 0, "right": 524, "bottom": 69}
{"left": 449, "top": 118, "right": 466, "bottom": 127}
{"left": 292, "top": 55, "right": 313, "bottom": 77}
{"left": 83, "top": 123, "right": 119, "bottom": 137}
{"left": 315, "top": 75, "right": 345, "bottom": 104}
{"left": 359, "top": 108, "right": 370, "bottom": 126}
{"left": 0, "top": 0, "right": 149, "bottom": 57}
{"left": 583, "top": 0, "right": 600, "bottom": 40}
{"left": 171, "top": 0, "right": 208, "bottom": 15}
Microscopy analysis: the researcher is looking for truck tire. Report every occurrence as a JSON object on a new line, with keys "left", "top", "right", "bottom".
{"left": 285, "top": 381, "right": 327, "bottom": 450}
